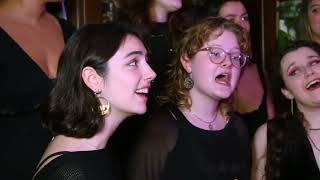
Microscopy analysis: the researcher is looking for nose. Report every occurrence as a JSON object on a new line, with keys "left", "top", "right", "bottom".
{"left": 144, "top": 64, "right": 157, "bottom": 82}
{"left": 304, "top": 66, "right": 315, "bottom": 77}
{"left": 220, "top": 55, "right": 233, "bottom": 68}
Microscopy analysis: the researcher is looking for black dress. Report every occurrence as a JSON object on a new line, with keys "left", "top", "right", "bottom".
{"left": 126, "top": 104, "right": 251, "bottom": 180}
{"left": 0, "top": 18, "right": 75, "bottom": 179}
{"left": 33, "top": 148, "right": 122, "bottom": 180}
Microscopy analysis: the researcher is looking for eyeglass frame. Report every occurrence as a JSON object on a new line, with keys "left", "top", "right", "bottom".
{"left": 198, "top": 47, "right": 249, "bottom": 68}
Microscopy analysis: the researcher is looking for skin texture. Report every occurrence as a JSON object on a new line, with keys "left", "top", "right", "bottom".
{"left": 149, "top": 0, "right": 182, "bottom": 22}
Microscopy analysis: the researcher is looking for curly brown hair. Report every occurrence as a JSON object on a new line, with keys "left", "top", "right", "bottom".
{"left": 159, "top": 17, "right": 250, "bottom": 115}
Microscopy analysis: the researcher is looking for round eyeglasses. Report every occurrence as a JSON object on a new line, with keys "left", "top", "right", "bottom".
{"left": 198, "top": 47, "right": 249, "bottom": 68}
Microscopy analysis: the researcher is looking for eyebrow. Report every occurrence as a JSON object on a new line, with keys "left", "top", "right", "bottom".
{"left": 286, "top": 55, "right": 320, "bottom": 71}
{"left": 310, "top": 4, "right": 320, "bottom": 9}
{"left": 124, "top": 50, "right": 145, "bottom": 58}
{"left": 224, "top": 12, "right": 248, "bottom": 17}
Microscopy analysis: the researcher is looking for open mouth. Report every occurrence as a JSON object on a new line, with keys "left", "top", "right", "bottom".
{"left": 215, "top": 72, "right": 231, "bottom": 86}
{"left": 135, "top": 88, "right": 149, "bottom": 95}
{"left": 306, "top": 79, "right": 320, "bottom": 91}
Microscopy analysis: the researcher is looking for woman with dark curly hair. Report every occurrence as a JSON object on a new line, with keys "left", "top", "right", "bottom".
{"left": 252, "top": 41, "right": 320, "bottom": 180}
{"left": 32, "top": 23, "right": 156, "bottom": 180}
{"left": 126, "top": 17, "right": 251, "bottom": 180}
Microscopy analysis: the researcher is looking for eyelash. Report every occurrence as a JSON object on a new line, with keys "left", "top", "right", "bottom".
{"left": 311, "top": 7, "right": 320, "bottom": 13}
{"left": 288, "top": 60, "right": 320, "bottom": 76}
{"left": 128, "top": 59, "right": 138, "bottom": 66}
{"left": 288, "top": 68, "right": 301, "bottom": 76}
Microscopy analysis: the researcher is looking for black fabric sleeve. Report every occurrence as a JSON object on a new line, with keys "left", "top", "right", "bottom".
{"left": 125, "top": 106, "right": 178, "bottom": 180}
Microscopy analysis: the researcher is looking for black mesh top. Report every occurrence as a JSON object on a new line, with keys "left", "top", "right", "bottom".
{"left": 34, "top": 148, "right": 122, "bottom": 180}
{"left": 126, "top": 104, "right": 251, "bottom": 180}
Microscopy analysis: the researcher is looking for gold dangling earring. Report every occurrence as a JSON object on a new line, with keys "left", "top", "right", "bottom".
{"left": 94, "top": 90, "right": 110, "bottom": 116}
{"left": 99, "top": 101, "right": 110, "bottom": 116}
{"left": 291, "top": 99, "right": 294, "bottom": 116}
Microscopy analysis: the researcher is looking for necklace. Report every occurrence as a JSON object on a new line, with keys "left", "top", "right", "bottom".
{"left": 307, "top": 133, "right": 320, "bottom": 161}
{"left": 188, "top": 111, "right": 218, "bottom": 130}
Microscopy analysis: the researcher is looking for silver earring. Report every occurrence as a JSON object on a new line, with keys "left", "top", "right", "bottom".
{"left": 291, "top": 99, "right": 294, "bottom": 116}
{"left": 184, "top": 76, "right": 194, "bottom": 89}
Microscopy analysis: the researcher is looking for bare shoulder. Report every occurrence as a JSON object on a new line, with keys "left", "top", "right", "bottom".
{"left": 251, "top": 122, "right": 267, "bottom": 180}
{"left": 253, "top": 122, "right": 267, "bottom": 152}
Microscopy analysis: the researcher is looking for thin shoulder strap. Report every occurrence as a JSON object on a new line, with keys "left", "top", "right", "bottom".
{"left": 35, "top": 151, "right": 69, "bottom": 173}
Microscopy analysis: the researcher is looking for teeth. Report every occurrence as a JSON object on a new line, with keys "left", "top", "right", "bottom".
{"left": 306, "top": 79, "right": 320, "bottom": 89}
{"left": 136, "top": 88, "right": 149, "bottom": 94}
{"left": 216, "top": 73, "right": 230, "bottom": 79}
{"left": 221, "top": 73, "right": 229, "bottom": 77}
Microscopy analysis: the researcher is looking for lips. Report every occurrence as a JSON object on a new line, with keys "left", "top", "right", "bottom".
{"left": 305, "top": 78, "right": 320, "bottom": 91}
{"left": 215, "top": 72, "right": 231, "bottom": 86}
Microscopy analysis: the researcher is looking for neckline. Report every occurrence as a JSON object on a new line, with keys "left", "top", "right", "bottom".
{"left": 174, "top": 107, "right": 231, "bottom": 133}
{"left": 0, "top": 17, "right": 65, "bottom": 80}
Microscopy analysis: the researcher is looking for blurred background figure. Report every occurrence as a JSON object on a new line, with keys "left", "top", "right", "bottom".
{"left": 296, "top": 0, "right": 320, "bottom": 44}
{"left": 0, "top": 0, "right": 75, "bottom": 179}
{"left": 252, "top": 40, "right": 320, "bottom": 180}
{"left": 117, "top": 0, "right": 183, "bottom": 103}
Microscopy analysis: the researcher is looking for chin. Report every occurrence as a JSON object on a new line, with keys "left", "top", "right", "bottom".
{"left": 214, "top": 91, "right": 233, "bottom": 99}
{"left": 132, "top": 106, "right": 147, "bottom": 115}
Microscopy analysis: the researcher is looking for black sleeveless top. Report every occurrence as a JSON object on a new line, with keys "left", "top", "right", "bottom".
{"left": 267, "top": 120, "right": 320, "bottom": 180}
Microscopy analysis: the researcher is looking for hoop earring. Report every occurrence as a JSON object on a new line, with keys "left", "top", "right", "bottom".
{"left": 184, "top": 75, "right": 194, "bottom": 89}
{"left": 291, "top": 99, "right": 294, "bottom": 116}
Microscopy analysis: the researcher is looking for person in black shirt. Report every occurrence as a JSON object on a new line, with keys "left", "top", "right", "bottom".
{"left": 126, "top": 17, "right": 251, "bottom": 180}
{"left": 33, "top": 23, "right": 156, "bottom": 180}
